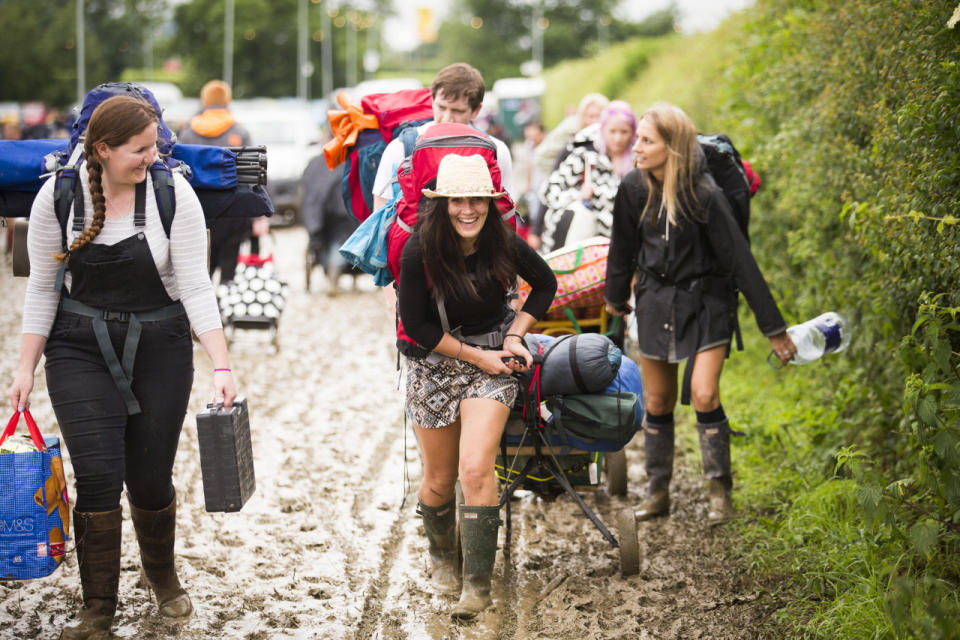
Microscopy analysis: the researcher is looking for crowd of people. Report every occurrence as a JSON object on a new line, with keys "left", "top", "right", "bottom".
{"left": 4, "top": 62, "right": 798, "bottom": 636}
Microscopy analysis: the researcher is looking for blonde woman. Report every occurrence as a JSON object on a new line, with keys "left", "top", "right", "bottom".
{"left": 604, "top": 102, "right": 795, "bottom": 525}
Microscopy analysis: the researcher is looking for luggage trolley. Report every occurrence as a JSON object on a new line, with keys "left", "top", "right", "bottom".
{"left": 496, "top": 367, "right": 641, "bottom": 577}
{"left": 219, "top": 252, "right": 286, "bottom": 352}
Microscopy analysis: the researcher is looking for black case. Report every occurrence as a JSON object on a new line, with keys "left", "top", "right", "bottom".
{"left": 196, "top": 397, "right": 256, "bottom": 512}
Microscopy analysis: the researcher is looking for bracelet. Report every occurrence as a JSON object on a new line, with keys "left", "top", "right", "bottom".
{"left": 214, "top": 368, "right": 232, "bottom": 373}
{"left": 456, "top": 341, "right": 464, "bottom": 361}
{"left": 504, "top": 333, "right": 523, "bottom": 341}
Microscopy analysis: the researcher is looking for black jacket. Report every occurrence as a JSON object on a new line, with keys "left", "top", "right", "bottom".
{"left": 604, "top": 169, "right": 786, "bottom": 361}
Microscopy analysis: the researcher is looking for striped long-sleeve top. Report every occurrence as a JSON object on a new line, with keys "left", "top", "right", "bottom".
{"left": 22, "top": 170, "right": 222, "bottom": 337}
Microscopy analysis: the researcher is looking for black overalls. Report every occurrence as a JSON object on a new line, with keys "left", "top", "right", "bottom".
{"left": 43, "top": 181, "right": 195, "bottom": 512}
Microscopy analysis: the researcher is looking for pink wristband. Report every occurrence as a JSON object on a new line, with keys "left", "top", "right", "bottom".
{"left": 214, "top": 368, "right": 231, "bottom": 372}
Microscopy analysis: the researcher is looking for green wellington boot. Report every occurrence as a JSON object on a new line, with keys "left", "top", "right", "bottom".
{"left": 450, "top": 505, "right": 501, "bottom": 620}
{"left": 636, "top": 420, "right": 674, "bottom": 520}
{"left": 60, "top": 508, "right": 122, "bottom": 640}
{"left": 128, "top": 492, "right": 193, "bottom": 620}
{"left": 417, "top": 498, "right": 460, "bottom": 593}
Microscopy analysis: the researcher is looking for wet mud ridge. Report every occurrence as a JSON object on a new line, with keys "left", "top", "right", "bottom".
{"left": 0, "top": 228, "right": 786, "bottom": 639}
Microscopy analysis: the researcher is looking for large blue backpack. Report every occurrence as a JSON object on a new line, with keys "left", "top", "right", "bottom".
{"left": 52, "top": 83, "right": 181, "bottom": 250}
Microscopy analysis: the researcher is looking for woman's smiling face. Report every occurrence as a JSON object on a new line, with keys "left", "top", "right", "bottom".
{"left": 447, "top": 196, "right": 489, "bottom": 247}
{"left": 98, "top": 123, "right": 158, "bottom": 186}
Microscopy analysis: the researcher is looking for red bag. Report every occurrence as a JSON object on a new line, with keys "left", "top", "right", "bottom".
{"left": 325, "top": 89, "right": 434, "bottom": 223}
{"left": 387, "top": 122, "right": 516, "bottom": 281}
{"left": 360, "top": 89, "right": 433, "bottom": 144}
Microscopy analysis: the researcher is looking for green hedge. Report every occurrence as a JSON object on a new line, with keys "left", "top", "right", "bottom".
{"left": 718, "top": 1, "right": 960, "bottom": 635}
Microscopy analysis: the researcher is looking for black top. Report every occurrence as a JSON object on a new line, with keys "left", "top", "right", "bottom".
{"left": 604, "top": 169, "right": 786, "bottom": 361}
{"left": 399, "top": 230, "right": 557, "bottom": 356}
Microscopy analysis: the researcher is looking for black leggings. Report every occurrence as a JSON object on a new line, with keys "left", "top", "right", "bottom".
{"left": 44, "top": 310, "right": 194, "bottom": 512}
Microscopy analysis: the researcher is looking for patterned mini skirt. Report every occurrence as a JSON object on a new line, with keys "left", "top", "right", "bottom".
{"left": 405, "top": 355, "right": 519, "bottom": 429}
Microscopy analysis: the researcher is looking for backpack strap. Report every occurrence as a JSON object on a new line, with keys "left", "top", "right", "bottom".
{"left": 149, "top": 162, "right": 176, "bottom": 237}
{"left": 133, "top": 180, "right": 147, "bottom": 229}
{"left": 52, "top": 143, "right": 88, "bottom": 252}
{"left": 387, "top": 125, "right": 422, "bottom": 206}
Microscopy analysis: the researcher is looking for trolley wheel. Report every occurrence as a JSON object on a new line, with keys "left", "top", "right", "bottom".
{"left": 617, "top": 507, "right": 640, "bottom": 576}
{"left": 605, "top": 449, "right": 628, "bottom": 496}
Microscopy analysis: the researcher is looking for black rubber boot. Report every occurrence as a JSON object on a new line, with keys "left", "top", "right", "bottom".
{"left": 451, "top": 505, "right": 501, "bottom": 620}
{"left": 636, "top": 419, "right": 674, "bottom": 520}
{"left": 417, "top": 498, "right": 460, "bottom": 593}
{"left": 697, "top": 420, "right": 733, "bottom": 525}
{"left": 128, "top": 492, "right": 193, "bottom": 620}
{"left": 60, "top": 508, "right": 122, "bottom": 640}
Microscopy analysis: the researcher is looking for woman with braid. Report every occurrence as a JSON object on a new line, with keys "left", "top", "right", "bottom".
{"left": 6, "top": 95, "right": 236, "bottom": 639}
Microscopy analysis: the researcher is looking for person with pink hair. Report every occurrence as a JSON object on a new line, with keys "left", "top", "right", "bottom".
{"left": 535, "top": 100, "right": 638, "bottom": 253}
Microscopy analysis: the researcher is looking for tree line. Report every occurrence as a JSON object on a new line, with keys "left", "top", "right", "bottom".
{"left": 0, "top": 0, "right": 674, "bottom": 107}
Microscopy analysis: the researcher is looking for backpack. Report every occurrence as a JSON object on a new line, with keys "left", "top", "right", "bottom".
{"left": 386, "top": 121, "right": 516, "bottom": 282}
{"left": 53, "top": 83, "right": 183, "bottom": 254}
{"left": 698, "top": 133, "right": 756, "bottom": 243}
{"left": 330, "top": 88, "right": 434, "bottom": 223}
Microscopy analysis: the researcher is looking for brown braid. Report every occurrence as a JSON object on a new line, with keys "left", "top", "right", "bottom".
{"left": 51, "top": 94, "right": 158, "bottom": 264}
{"left": 52, "top": 154, "right": 106, "bottom": 263}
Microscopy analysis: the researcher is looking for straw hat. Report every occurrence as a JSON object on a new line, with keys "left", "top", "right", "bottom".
{"left": 422, "top": 154, "right": 506, "bottom": 199}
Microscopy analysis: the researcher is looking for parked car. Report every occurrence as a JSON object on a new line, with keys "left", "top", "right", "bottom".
{"left": 231, "top": 99, "right": 323, "bottom": 226}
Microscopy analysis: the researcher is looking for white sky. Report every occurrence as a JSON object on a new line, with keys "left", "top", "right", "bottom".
{"left": 382, "top": 0, "right": 754, "bottom": 52}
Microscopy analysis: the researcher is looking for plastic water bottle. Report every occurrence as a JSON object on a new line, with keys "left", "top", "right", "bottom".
{"left": 786, "top": 312, "right": 851, "bottom": 365}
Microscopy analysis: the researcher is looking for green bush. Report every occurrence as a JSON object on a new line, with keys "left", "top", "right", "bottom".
{"left": 716, "top": 0, "right": 960, "bottom": 635}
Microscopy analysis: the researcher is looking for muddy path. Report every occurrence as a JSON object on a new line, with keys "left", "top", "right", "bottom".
{"left": 0, "top": 226, "right": 786, "bottom": 639}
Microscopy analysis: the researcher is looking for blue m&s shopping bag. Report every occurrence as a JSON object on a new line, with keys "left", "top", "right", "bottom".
{"left": 0, "top": 409, "right": 70, "bottom": 579}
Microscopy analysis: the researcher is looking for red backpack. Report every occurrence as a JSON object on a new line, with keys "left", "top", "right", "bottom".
{"left": 324, "top": 88, "right": 433, "bottom": 223}
{"left": 386, "top": 122, "right": 516, "bottom": 281}
{"left": 387, "top": 122, "right": 517, "bottom": 351}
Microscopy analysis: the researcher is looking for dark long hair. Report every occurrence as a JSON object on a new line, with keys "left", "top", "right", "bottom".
{"left": 417, "top": 197, "right": 516, "bottom": 301}
{"left": 53, "top": 95, "right": 158, "bottom": 262}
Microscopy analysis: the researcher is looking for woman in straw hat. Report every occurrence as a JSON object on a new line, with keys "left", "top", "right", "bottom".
{"left": 398, "top": 153, "right": 556, "bottom": 619}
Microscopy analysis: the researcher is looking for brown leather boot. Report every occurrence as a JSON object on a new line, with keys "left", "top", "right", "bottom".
{"left": 60, "top": 508, "right": 122, "bottom": 640}
{"left": 637, "top": 419, "right": 674, "bottom": 521}
{"left": 128, "top": 492, "right": 192, "bottom": 620}
{"left": 450, "top": 505, "right": 501, "bottom": 620}
{"left": 417, "top": 499, "right": 460, "bottom": 593}
{"left": 698, "top": 420, "right": 734, "bottom": 525}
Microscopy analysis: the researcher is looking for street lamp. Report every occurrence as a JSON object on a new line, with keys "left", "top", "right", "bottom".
{"left": 76, "top": 0, "right": 85, "bottom": 103}
{"left": 298, "top": 0, "right": 308, "bottom": 99}
{"left": 224, "top": 0, "right": 235, "bottom": 87}
{"left": 322, "top": 2, "right": 333, "bottom": 99}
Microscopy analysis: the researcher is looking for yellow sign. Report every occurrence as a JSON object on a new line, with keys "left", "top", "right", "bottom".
{"left": 418, "top": 7, "right": 438, "bottom": 43}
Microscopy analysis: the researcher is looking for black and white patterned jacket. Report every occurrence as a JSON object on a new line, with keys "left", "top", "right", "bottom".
{"left": 537, "top": 123, "right": 621, "bottom": 247}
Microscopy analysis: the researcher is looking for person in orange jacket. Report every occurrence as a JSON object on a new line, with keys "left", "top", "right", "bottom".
{"left": 179, "top": 80, "right": 259, "bottom": 282}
